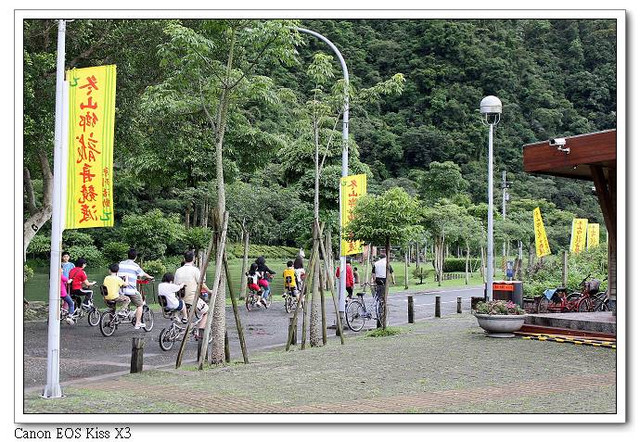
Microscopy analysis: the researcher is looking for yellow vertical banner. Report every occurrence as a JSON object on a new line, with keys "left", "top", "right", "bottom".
{"left": 340, "top": 174, "right": 367, "bottom": 256}
{"left": 532, "top": 207, "right": 551, "bottom": 258}
{"left": 570, "top": 218, "right": 588, "bottom": 254}
{"left": 587, "top": 223, "right": 600, "bottom": 250}
{"left": 66, "top": 65, "right": 117, "bottom": 229}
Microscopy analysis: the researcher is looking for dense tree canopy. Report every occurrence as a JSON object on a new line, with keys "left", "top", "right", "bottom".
{"left": 23, "top": 18, "right": 615, "bottom": 261}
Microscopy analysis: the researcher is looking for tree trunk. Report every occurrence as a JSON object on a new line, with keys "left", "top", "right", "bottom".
{"left": 480, "top": 246, "right": 486, "bottom": 284}
{"left": 465, "top": 243, "right": 470, "bottom": 285}
{"left": 310, "top": 220, "right": 321, "bottom": 347}
{"left": 23, "top": 151, "right": 53, "bottom": 261}
{"left": 239, "top": 226, "right": 249, "bottom": 300}
{"left": 382, "top": 239, "right": 391, "bottom": 330}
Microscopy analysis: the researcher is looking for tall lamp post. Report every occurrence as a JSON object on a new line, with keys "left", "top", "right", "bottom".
{"left": 295, "top": 27, "right": 349, "bottom": 316}
{"left": 480, "top": 96, "right": 502, "bottom": 301}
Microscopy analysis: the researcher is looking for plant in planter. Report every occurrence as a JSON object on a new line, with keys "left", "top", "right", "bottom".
{"left": 473, "top": 300, "right": 527, "bottom": 338}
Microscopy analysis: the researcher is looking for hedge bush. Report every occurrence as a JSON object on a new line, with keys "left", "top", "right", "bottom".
{"left": 443, "top": 258, "right": 481, "bottom": 273}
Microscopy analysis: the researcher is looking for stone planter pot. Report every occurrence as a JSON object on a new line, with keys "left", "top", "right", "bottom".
{"left": 473, "top": 313, "right": 527, "bottom": 338}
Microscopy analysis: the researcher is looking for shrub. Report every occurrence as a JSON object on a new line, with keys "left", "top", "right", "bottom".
{"left": 143, "top": 259, "right": 166, "bottom": 278}
{"left": 66, "top": 244, "right": 104, "bottom": 266}
{"left": 23, "top": 264, "right": 34, "bottom": 283}
{"left": 443, "top": 258, "right": 481, "bottom": 273}
{"left": 102, "top": 241, "right": 130, "bottom": 263}
{"left": 366, "top": 327, "right": 402, "bottom": 338}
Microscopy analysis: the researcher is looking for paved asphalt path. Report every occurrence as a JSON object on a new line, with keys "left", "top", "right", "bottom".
{"left": 22, "top": 286, "right": 482, "bottom": 392}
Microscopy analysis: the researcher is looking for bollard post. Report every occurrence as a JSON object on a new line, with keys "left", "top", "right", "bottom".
{"left": 457, "top": 297, "right": 462, "bottom": 314}
{"left": 435, "top": 296, "right": 441, "bottom": 318}
{"left": 130, "top": 337, "right": 144, "bottom": 374}
{"left": 289, "top": 317, "right": 297, "bottom": 346}
{"left": 408, "top": 296, "right": 414, "bottom": 323}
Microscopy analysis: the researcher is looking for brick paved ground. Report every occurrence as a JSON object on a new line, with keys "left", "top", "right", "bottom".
{"left": 23, "top": 314, "right": 617, "bottom": 415}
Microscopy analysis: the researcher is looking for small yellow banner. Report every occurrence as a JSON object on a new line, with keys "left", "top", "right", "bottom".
{"left": 533, "top": 207, "right": 551, "bottom": 258}
{"left": 587, "top": 223, "right": 600, "bottom": 250}
{"left": 65, "top": 65, "right": 117, "bottom": 229}
{"left": 570, "top": 218, "right": 588, "bottom": 254}
{"left": 340, "top": 174, "right": 367, "bottom": 256}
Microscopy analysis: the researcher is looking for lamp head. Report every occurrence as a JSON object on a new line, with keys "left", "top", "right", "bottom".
{"left": 480, "top": 95, "right": 502, "bottom": 125}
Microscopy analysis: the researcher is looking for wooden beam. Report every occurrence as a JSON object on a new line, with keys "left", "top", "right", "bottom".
{"left": 591, "top": 165, "right": 616, "bottom": 242}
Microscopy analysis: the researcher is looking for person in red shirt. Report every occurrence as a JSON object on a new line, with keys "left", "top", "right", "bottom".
{"left": 336, "top": 258, "right": 355, "bottom": 300}
{"left": 68, "top": 258, "right": 96, "bottom": 310}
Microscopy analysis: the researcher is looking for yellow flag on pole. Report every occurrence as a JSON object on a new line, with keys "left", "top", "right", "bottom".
{"left": 533, "top": 207, "right": 551, "bottom": 258}
{"left": 65, "top": 65, "right": 117, "bottom": 229}
{"left": 340, "top": 174, "right": 367, "bottom": 256}
{"left": 570, "top": 218, "right": 588, "bottom": 254}
{"left": 587, "top": 223, "right": 600, "bottom": 249}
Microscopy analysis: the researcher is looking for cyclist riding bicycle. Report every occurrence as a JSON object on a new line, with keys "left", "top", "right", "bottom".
{"left": 247, "top": 263, "right": 267, "bottom": 307}
{"left": 102, "top": 263, "right": 131, "bottom": 317}
{"left": 68, "top": 258, "right": 96, "bottom": 311}
{"left": 283, "top": 261, "right": 299, "bottom": 299}
{"left": 174, "top": 251, "right": 211, "bottom": 339}
{"left": 255, "top": 256, "right": 276, "bottom": 305}
{"left": 158, "top": 272, "right": 188, "bottom": 324}
{"left": 118, "top": 248, "right": 154, "bottom": 330}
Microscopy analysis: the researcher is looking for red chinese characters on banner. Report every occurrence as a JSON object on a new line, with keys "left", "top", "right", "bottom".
{"left": 341, "top": 175, "right": 366, "bottom": 255}
{"left": 75, "top": 75, "right": 100, "bottom": 224}
{"left": 100, "top": 167, "right": 112, "bottom": 221}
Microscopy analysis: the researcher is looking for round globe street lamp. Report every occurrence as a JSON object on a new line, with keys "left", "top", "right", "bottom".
{"left": 480, "top": 95, "right": 502, "bottom": 302}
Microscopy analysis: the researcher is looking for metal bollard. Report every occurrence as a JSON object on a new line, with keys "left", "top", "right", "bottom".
{"left": 408, "top": 296, "right": 414, "bottom": 323}
{"left": 435, "top": 296, "right": 441, "bottom": 318}
{"left": 457, "top": 296, "right": 462, "bottom": 314}
{"left": 130, "top": 337, "right": 144, "bottom": 373}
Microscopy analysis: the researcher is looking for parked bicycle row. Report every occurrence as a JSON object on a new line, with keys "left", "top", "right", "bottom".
{"left": 535, "top": 274, "right": 610, "bottom": 313}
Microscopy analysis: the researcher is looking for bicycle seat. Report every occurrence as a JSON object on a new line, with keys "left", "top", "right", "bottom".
{"left": 157, "top": 295, "right": 177, "bottom": 319}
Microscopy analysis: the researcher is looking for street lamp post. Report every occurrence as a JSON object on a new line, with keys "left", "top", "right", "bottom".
{"left": 295, "top": 27, "right": 349, "bottom": 315}
{"left": 480, "top": 96, "right": 502, "bottom": 302}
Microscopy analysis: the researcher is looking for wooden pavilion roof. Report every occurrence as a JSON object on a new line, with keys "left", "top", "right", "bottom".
{"left": 522, "top": 129, "right": 616, "bottom": 181}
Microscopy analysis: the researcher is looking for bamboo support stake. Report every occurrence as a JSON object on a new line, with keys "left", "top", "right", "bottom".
{"left": 320, "top": 268, "right": 327, "bottom": 345}
{"left": 223, "top": 252, "right": 249, "bottom": 364}
{"left": 197, "top": 211, "right": 229, "bottom": 370}
{"left": 285, "top": 227, "right": 321, "bottom": 351}
{"left": 175, "top": 209, "right": 218, "bottom": 369}
{"left": 316, "top": 220, "right": 345, "bottom": 344}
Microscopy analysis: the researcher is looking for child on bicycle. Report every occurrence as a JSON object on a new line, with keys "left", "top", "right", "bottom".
{"left": 283, "top": 260, "right": 298, "bottom": 298}
{"left": 255, "top": 256, "right": 275, "bottom": 302}
{"left": 69, "top": 258, "right": 96, "bottom": 310}
{"left": 246, "top": 263, "right": 266, "bottom": 307}
{"left": 158, "top": 272, "right": 188, "bottom": 324}
{"left": 60, "top": 266, "right": 75, "bottom": 324}
{"left": 102, "top": 263, "right": 131, "bottom": 316}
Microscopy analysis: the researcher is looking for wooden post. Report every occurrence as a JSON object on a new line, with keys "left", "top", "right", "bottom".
{"left": 562, "top": 251, "right": 568, "bottom": 288}
{"left": 289, "top": 317, "right": 297, "bottom": 346}
{"left": 224, "top": 330, "right": 230, "bottom": 363}
{"left": 407, "top": 295, "right": 414, "bottom": 323}
{"left": 130, "top": 338, "right": 144, "bottom": 374}
{"left": 223, "top": 253, "right": 249, "bottom": 364}
{"left": 457, "top": 297, "right": 462, "bottom": 314}
{"left": 435, "top": 296, "right": 441, "bottom": 318}
{"left": 239, "top": 224, "right": 249, "bottom": 300}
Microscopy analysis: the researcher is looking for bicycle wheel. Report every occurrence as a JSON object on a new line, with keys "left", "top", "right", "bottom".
{"left": 88, "top": 308, "right": 101, "bottom": 327}
{"left": 99, "top": 312, "right": 117, "bottom": 337}
{"left": 265, "top": 293, "right": 273, "bottom": 308}
{"left": 376, "top": 298, "right": 386, "bottom": 327}
{"left": 284, "top": 296, "right": 293, "bottom": 313}
{"left": 142, "top": 307, "right": 154, "bottom": 332}
{"left": 159, "top": 327, "right": 174, "bottom": 351}
{"left": 536, "top": 296, "right": 549, "bottom": 313}
{"left": 246, "top": 295, "right": 253, "bottom": 311}
{"left": 345, "top": 300, "right": 366, "bottom": 332}
{"left": 577, "top": 297, "right": 593, "bottom": 312}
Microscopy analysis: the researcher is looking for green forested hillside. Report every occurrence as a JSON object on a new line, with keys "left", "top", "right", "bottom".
{"left": 23, "top": 18, "right": 616, "bottom": 263}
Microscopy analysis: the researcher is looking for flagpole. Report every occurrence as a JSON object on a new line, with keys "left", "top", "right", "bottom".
{"left": 43, "top": 19, "right": 67, "bottom": 399}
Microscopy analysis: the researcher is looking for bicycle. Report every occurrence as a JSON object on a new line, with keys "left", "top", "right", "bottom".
{"left": 62, "top": 289, "right": 101, "bottom": 326}
{"left": 157, "top": 291, "right": 211, "bottom": 351}
{"left": 344, "top": 281, "right": 385, "bottom": 332}
{"left": 570, "top": 275, "right": 604, "bottom": 312}
{"left": 245, "top": 287, "right": 272, "bottom": 311}
{"left": 98, "top": 286, "right": 154, "bottom": 337}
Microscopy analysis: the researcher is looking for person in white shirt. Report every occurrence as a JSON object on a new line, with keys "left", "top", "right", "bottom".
{"left": 372, "top": 253, "right": 395, "bottom": 298}
{"left": 158, "top": 272, "right": 188, "bottom": 324}
{"left": 174, "top": 251, "right": 212, "bottom": 339}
